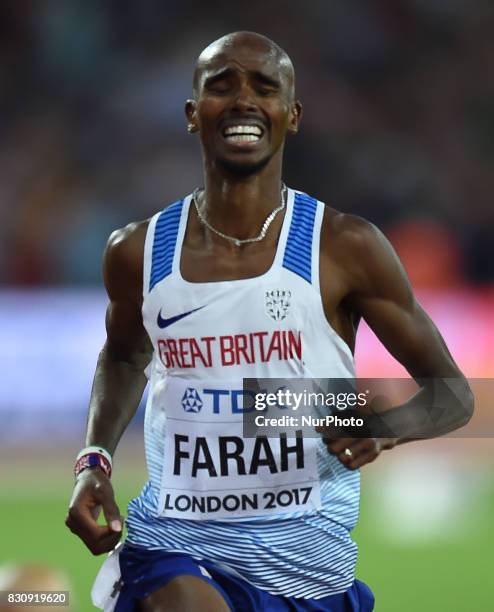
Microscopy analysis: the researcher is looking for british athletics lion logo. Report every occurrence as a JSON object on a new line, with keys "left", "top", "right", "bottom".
{"left": 265, "top": 289, "right": 291, "bottom": 322}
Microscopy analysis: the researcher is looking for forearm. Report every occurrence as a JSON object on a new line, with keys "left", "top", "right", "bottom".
{"left": 366, "top": 377, "right": 474, "bottom": 443}
{"left": 85, "top": 343, "right": 149, "bottom": 454}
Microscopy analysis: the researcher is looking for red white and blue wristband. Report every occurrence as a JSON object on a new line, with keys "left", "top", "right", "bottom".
{"left": 74, "top": 446, "right": 113, "bottom": 479}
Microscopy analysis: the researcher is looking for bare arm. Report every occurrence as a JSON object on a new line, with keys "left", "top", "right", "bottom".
{"left": 66, "top": 221, "right": 151, "bottom": 554}
{"left": 347, "top": 219, "right": 473, "bottom": 439}
{"left": 321, "top": 215, "right": 473, "bottom": 466}
{"left": 86, "top": 223, "right": 152, "bottom": 453}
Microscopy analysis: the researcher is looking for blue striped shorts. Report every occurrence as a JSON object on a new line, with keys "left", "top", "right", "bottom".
{"left": 114, "top": 544, "right": 374, "bottom": 611}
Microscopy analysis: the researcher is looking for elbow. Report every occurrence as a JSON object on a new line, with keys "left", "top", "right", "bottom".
{"left": 461, "top": 385, "right": 474, "bottom": 426}
{"left": 453, "top": 379, "right": 474, "bottom": 429}
{"left": 437, "top": 376, "right": 474, "bottom": 432}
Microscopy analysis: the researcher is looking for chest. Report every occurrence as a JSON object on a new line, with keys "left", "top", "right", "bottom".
{"left": 180, "top": 242, "right": 279, "bottom": 283}
{"left": 179, "top": 237, "right": 352, "bottom": 345}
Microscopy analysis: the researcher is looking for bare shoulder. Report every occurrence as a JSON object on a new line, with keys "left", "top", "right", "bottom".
{"left": 321, "top": 205, "right": 411, "bottom": 298}
{"left": 105, "top": 219, "right": 149, "bottom": 268}
{"left": 103, "top": 219, "right": 150, "bottom": 302}
{"left": 322, "top": 206, "right": 385, "bottom": 253}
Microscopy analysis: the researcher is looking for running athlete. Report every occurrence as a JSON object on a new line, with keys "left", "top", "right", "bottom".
{"left": 66, "top": 32, "right": 473, "bottom": 611}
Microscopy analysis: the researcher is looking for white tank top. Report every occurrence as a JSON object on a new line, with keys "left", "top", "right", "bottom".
{"left": 126, "top": 188, "right": 360, "bottom": 599}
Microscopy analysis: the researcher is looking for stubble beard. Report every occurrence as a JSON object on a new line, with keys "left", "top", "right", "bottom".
{"left": 215, "top": 153, "right": 272, "bottom": 177}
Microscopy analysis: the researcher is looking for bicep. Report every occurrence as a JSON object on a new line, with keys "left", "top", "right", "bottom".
{"left": 347, "top": 222, "right": 460, "bottom": 379}
{"left": 102, "top": 228, "right": 152, "bottom": 369}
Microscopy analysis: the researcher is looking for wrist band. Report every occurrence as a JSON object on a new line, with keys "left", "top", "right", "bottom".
{"left": 74, "top": 446, "right": 113, "bottom": 479}
{"left": 76, "top": 445, "right": 113, "bottom": 465}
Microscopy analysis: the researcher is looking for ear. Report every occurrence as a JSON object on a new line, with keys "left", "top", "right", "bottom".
{"left": 185, "top": 99, "right": 199, "bottom": 133}
{"left": 287, "top": 100, "right": 303, "bottom": 135}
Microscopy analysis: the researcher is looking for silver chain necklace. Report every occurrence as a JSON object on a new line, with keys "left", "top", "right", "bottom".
{"left": 192, "top": 183, "right": 287, "bottom": 247}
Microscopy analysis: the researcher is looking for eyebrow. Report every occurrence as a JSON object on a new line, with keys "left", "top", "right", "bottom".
{"left": 253, "top": 71, "right": 281, "bottom": 88}
{"left": 203, "top": 67, "right": 281, "bottom": 89}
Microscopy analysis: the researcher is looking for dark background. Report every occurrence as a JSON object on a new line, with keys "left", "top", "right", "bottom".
{"left": 2, "top": 0, "right": 493, "bottom": 287}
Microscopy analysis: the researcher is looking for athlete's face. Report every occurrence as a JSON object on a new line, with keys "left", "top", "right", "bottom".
{"left": 186, "top": 38, "right": 302, "bottom": 175}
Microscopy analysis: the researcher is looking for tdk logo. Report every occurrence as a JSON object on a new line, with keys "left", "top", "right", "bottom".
{"left": 181, "top": 388, "right": 257, "bottom": 414}
{"left": 181, "top": 388, "right": 203, "bottom": 413}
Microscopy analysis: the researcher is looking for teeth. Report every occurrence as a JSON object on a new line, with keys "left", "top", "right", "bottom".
{"left": 226, "top": 134, "right": 260, "bottom": 142}
{"left": 224, "top": 125, "right": 262, "bottom": 136}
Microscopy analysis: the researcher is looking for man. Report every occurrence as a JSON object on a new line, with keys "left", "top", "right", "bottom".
{"left": 66, "top": 32, "right": 473, "bottom": 611}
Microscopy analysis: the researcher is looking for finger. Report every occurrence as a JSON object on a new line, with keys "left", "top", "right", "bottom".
{"left": 87, "top": 529, "right": 123, "bottom": 556}
{"left": 347, "top": 447, "right": 381, "bottom": 469}
{"left": 66, "top": 501, "right": 119, "bottom": 541}
{"left": 335, "top": 439, "right": 373, "bottom": 467}
{"left": 66, "top": 503, "right": 101, "bottom": 535}
{"left": 66, "top": 508, "right": 103, "bottom": 541}
{"left": 316, "top": 425, "right": 357, "bottom": 451}
{"left": 66, "top": 510, "right": 122, "bottom": 554}
{"left": 80, "top": 476, "right": 123, "bottom": 533}
{"left": 321, "top": 435, "right": 356, "bottom": 455}
{"left": 102, "top": 498, "right": 124, "bottom": 533}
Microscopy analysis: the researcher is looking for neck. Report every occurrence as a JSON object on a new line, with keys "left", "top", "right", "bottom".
{"left": 199, "top": 159, "right": 284, "bottom": 242}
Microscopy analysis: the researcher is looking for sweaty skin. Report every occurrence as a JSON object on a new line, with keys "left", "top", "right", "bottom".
{"left": 66, "top": 31, "right": 473, "bottom": 611}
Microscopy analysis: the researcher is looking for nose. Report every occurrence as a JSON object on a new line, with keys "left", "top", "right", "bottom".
{"left": 232, "top": 83, "right": 258, "bottom": 112}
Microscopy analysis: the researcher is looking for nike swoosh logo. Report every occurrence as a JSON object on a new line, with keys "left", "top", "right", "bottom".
{"left": 157, "top": 306, "right": 205, "bottom": 329}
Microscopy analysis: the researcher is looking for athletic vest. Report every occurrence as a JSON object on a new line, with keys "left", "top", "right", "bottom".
{"left": 126, "top": 188, "right": 360, "bottom": 599}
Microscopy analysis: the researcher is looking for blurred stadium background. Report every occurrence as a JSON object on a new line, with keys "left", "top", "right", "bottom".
{"left": 1, "top": 1, "right": 493, "bottom": 610}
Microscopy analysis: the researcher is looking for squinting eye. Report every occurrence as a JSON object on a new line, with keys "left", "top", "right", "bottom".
{"left": 208, "top": 82, "right": 230, "bottom": 93}
{"left": 258, "top": 88, "right": 276, "bottom": 96}
{"left": 256, "top": 84, "right": 278, "bottom": 96}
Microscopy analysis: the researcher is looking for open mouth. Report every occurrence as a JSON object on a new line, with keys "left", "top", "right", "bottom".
{"left": 221, "top": 124, "right": 264, "bottom": 144}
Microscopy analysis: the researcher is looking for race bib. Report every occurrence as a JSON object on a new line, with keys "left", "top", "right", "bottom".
{"left": 157, "top": 378, "right": 321, "bottom": 520}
